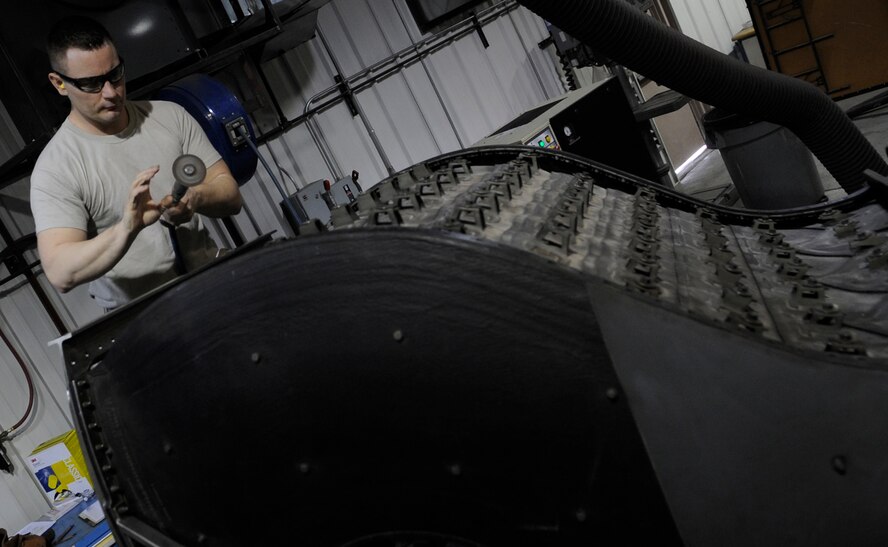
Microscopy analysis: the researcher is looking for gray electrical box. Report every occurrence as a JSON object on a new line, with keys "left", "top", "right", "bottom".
{"left": 285, "top": 175, "right": 361, "bottom": 227}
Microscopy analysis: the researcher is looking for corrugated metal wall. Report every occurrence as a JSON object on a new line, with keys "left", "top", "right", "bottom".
{"left": 0, "top": 0, "right": 745, "bottom": 531}
{"left": 232, "top": 0, "right": 561, "bottom": 241}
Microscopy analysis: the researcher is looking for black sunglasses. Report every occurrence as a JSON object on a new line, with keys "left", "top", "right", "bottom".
{"left": 55, "top": 57, "right": 125, "bottom": 93}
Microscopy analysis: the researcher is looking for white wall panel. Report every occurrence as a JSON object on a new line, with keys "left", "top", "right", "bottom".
{"left": 0, "top": 102, "right": 24, "bottom": 166}
{"left": 669, "top": 0, "right": 751, "bottom": 53}
{"left": 505, "top": 7, "right": 565, "bottom": 101}
{"left": 246, "top": 0, "right": 563, "bottom": 196}
{"left": 0, "top": 289, "right": 74, "bottom": 532}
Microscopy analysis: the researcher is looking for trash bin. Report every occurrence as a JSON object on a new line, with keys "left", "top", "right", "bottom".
{"left": 702, "top": 108, "right": 824, "bottom": 209}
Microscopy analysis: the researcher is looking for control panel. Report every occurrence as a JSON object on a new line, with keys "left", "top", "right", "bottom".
{"left": 524, "top": 125, "right": 560, "bottom": 150}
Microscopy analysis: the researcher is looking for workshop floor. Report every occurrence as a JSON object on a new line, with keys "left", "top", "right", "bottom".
{"left": 675, "top": 92, "right": 888, "bottom": 206}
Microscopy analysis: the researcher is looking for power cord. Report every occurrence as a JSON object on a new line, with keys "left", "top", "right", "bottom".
{"left": 235, "top": 124, "right": 305, "bottom": 232}
{"left": 0, "top": 325, "right": 34, "bottom": 473}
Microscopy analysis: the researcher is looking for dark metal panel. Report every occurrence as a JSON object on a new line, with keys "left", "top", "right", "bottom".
{"left": 69, "top": 229, "right": 680, "bottom": 546}
{"left": 589, "top": 281, "right": 888, "bottom": 546}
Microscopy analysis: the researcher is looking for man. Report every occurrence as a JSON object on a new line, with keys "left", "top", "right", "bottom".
{"left": 30, "top": 16, "right": 243, "bottom": 310}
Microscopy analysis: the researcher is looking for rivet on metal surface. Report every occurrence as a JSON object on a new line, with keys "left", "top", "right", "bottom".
{"left": 196, "top": 533, "right": 208, "bottom": 544}
{"left": 251, "top": 352, "right": 262, "bottom": 364}
{"left": 299, "top": 462, "right": 311, "bottom": 474}
{"left": 761, "top": 233, "right": 784, "bottom": 246}
{"left": 393, "top": 330, "right": 404, "bottom": 343}
{"left": 868, "top": 248, "right": 888, "bottom": 269}
{"left": 397, "top": 194, "right": 422, "bottom": 211}
{"left": 449, "top": 159, "right": 471, "bottom": 175}
{"left": 575, "top": 508, "right": 588, "bottom": 522}
{"left": 163, "top": 442, "right": 174, "bottom": 455}
{"left": 632, "top": 262, "right": 654, "bottom": 276}
{"left": 435, "top": 170, "right": 457, "bottom": 187}
{"left": 456, "top": 207, "right": 486, "bottom": 228}
{"left": 634, "top": 241, "right": 652, "bottom": 253}
{"left": 722, "top": 262, "right": 742, "bottom": 275}
{"left": 488, "top": 181, "right": 513, "bottom": 202}
{"left": 825, "top": 332, "right": 866, "bottom": 355}
{"left": 516, "top": 152, "right": 538, "bottom": 173}
{"left": 474, "top": 192, "right": 501, "bottom": 214}
{"left": 778, "top": 265, "right": 805, "bottom": 279}
{"left": 792, "top": 280, "right": 824, "bottom": 301}
{"left": 627, "top": 278, "right": 661, "bottom": 297}
{"left": 850, "top": 232, "right": 887, "bottom": 249}
{"left": 805, "top": 304, "right": 842, "bottom": 327}
{"left": 832, "top": 455, "right": 847, "bottom": 475}
{"left": 817, "top": 209, "right": 845, "bottom": 224}
{"left": 833, "top": 219, "right": 859, "bottom": 238}
{"left": 696, "top": 207, "right": 718, "bottom": 222}
{"left": 417, "top": 181, "right": 444, "bottom": 198}
{"left": 448, "top": 463, "right": 462, "bottom": 477}
{"left": 373, "top": 209, "right": 403, "bottom": 226}
{"left": 753, "top": 219, "right": 776, "bottom": 233}
{"left": 409, "top": 163, "right": 431, "bottom": 182}
{"left": 772, "top": 248, "right": 793, "bottom": 260}
{"left": 606, "top": 387, "right": 619, "bottom": 401}
{"left": 539, "top": 230, "right": 572, "bottom": 254}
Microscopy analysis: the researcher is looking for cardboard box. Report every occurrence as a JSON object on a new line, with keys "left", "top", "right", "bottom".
{"left": 28, "top": 430, "right": 93, "bottom": 505}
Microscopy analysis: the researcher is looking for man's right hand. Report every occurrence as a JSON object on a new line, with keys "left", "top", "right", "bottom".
{"left": 121, "top": 166, "right": 162, "bottom": 233}
{"left": 37, "top": 166, "right": 167, "bottom": 293}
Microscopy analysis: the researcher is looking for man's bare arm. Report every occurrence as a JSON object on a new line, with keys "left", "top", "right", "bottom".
{"left": 38, "top": 166, "right": 162, "bottom": 292}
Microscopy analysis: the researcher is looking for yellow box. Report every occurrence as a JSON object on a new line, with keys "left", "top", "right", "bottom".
{"left": 27, "top": 430, "right": 94, "bottom": 505}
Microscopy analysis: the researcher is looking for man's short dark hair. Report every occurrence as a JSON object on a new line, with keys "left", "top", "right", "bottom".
{"left": 46, "top": 16, "right": 114, "bottom": 72}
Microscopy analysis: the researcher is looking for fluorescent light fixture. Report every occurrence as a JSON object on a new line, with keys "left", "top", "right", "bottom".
{"left": 675, "top": 145, "right": 708, "bottom": 176}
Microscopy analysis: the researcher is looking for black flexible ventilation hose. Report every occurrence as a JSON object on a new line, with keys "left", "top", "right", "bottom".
{"left": 517, "top": 0, "right": 888, "bottom": 192}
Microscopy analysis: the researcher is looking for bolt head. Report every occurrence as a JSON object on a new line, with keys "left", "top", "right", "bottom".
{"left": 832, "top": 455, "right": 847, "bottom": 475}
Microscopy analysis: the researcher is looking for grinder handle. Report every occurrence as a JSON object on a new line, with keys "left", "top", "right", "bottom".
{"left": 171, "top": 154, "right": 207, "bottom": 205}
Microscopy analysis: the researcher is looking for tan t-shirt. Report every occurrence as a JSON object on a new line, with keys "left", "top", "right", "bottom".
{"left": 30, "top": 100, "right": 222, "bottom": 309}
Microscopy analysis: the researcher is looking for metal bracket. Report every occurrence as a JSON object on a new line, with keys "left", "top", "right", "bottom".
{"left": 224, "top": 117, "right": 249, "bottom": 147}
{"left": 333, "top": 74, "right": 359, "bottom": 117}
{"left": 863, "top": 169, "right": 888, "bottom": 211}
{"left": 0, "top": 441, "right": 12, "bottom": 474}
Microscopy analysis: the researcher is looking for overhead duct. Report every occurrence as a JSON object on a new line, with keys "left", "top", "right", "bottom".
{"left": 516, "top": 0, "right": 888, "bottom": 193}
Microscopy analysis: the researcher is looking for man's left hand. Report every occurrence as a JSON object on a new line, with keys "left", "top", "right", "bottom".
{"left": 160, "top": 193, "right": 195, "bottom": 225}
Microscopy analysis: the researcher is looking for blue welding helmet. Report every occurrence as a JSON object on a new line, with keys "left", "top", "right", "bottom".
{"left": 155, "top": 73, "right": 258, "bottom": 185}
